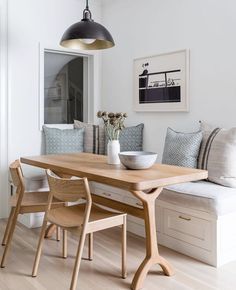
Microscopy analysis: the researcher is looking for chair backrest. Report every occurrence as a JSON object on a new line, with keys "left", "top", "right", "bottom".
{"left": 46, "top": 169, "right": 91, "bottom": 203}
{"left": 9, "top": 160, "right": 24, "bottom": 192}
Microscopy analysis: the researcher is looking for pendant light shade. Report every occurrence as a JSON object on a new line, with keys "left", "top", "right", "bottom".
{"left": 60, "top": 0, "right": 115, "bottom": 50}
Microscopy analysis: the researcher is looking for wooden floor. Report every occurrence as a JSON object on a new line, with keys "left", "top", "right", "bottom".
{"left": 0, "top": 220, "right": 235, "bottom": 290}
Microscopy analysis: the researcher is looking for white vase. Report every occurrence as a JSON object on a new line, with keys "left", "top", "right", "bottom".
{"left": 107, "top": 140, "right": 120, "bottom": 165}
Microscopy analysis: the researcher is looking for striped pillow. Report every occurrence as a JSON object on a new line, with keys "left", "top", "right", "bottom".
{"left": 198, "top": 121, "right": 236, "bottom": 188}
{"left": 74, "top": 120, "right": 105, "bottom": 155}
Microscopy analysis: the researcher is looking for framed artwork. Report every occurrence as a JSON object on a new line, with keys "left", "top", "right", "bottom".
{"left": 133, "top": 49, "right": 189, "bottom": 112}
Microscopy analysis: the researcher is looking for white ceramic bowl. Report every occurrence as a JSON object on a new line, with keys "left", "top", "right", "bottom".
{"left": 118, "top": 151, "right": 157, "bottom": 170}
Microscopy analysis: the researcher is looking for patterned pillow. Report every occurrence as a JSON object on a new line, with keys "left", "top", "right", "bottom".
{"left": 74, "top": 120, "right": 105, "bottom": 155}
{"left": 198, "top": 121, "right": 236, "bottom": 188}
{"left": 162, "top": 127, "right": 203, "bottom": 168}
{"left": 105, "top": 123, "right": 144, "bottom": 153}
{"left": 120, "top": 123, "right": 144, "bottom": 152}
{"left": 43, "top": 126, "right": 84, "bottom": 154}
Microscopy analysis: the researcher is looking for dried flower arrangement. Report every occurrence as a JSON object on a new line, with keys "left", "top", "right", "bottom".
{"left": 97, "top": 111, "right": 128, "bottom": 141}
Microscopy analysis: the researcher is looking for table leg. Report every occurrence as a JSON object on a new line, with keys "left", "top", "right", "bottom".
{"left": 131, "top": 188, "right": 174, "bottom": 290}
{"left": 44, "top": 224, "right": 57, "bottom": 239}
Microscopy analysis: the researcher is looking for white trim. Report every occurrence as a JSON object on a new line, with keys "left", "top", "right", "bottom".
{"left": 38, "top": 43, "right": 98, "bottom": 130}
{"left": 83, "top": 57, "right": 89, "bottom": 123}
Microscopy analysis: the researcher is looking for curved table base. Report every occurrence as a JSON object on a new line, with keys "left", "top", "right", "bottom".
{"left": 131, "top": 255, "right": 174, "bottom": 290}
{"left": 131, "top": 188, "right": 175, "bottom": 290}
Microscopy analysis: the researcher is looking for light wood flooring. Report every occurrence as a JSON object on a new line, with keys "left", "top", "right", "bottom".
{"left": 0, "top": 219, "right": 235, "bottom": 290}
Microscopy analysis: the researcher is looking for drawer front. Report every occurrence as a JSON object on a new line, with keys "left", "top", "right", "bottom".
{"left": 124, "top": 196, "right": 161, "bottom": 233}
{"left": 123, "top": 195, "right": 143, "bottom": 209}
{"left": 93, "top": 187, "right": 123, "bottom": 202}
{"left": 122, "top": 196, "right": 143, "bottom": 225}
{"left": 163, "top": 209, "right": 212, "bottom": 250}
{"left": 91, "top": 182, "right": 127, "bottom": 195}
{"left": 127, "top": 219, "right": 145, "bottom": 238}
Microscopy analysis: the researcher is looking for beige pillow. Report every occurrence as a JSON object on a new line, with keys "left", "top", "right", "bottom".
{"left": 74, "top": 120, "right": 105, "bottom": 155}
{"left": 198, "top": 121, "right": 236, "bottom": 188}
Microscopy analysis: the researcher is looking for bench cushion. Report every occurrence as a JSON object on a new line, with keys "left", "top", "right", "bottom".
{"left": 159, "top": 181, "right": 236, "bottom": 216}
{"left": 9, "top": 164, "right": 49, "bottom": 192}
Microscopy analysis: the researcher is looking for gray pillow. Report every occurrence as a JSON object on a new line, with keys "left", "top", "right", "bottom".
{"left": 162, "top": 127, "right": 203, "bottom": 168}
{"left": 43, "top": 126, "right": 84, "bottom": 154}
{"left": 105, "top": 123, "right": 144, "bottom": 153}
{"left": 120, "top": 123, "right": 144, "bottom": 152}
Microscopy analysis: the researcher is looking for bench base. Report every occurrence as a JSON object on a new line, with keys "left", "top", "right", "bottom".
{"left": 128, "top": 200, "right": 236, "bottom": 267}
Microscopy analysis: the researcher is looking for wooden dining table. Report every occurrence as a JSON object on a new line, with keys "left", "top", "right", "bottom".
{"left": 21, "top": 153, "right": 208, "bottom": 290}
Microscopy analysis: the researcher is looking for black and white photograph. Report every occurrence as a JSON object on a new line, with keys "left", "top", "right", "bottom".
{"left": 134, "top": 50, "right": 189, "bottom": 111}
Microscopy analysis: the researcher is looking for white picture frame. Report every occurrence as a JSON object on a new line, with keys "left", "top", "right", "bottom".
{"left": 133, "top": 49, "right": 189, "bottom": 112}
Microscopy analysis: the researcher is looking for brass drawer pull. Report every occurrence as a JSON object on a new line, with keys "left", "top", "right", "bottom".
{"left": 136, "top": 202, "right": 143, "bottom": 207}
{"left": 179, "top": 215, "right": 191, "bottom": 221}
{"left": 102, "top": 192, "right": 112, "bottom": 197}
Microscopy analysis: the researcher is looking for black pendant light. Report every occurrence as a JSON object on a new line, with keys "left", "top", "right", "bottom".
{"left": 60, "top": 0, "right": 115, "bottom": 50}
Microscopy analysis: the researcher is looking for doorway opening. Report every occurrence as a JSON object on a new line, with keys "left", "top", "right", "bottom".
{"left": 44, "top": 50, "right": 89, "bottom": 124}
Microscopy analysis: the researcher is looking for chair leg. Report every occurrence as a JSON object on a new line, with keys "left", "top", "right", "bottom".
{"left": 88, "top": 233, "right": 93, "bottom": 261}
{"left": 56, "top": 226, "right": 61, "bottom": 241}
{"left": 122, "top": 216, "right": 127, "bottom": 279}
{"left": 62, "top": 229, "right": 67, "bottom": 259}
{"left": 32, "top": 220, "right": 48, "bottom": 277}
{"left": 70, "top": 229, "right": 87, "bottom": 290}
{"left": 2, "top": 208, "right": 15, "bottom": 246}
{"left": 0, "top": 208, "right": 19, "bottom": 268}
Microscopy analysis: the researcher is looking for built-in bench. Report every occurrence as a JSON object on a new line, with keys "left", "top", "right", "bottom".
{"left": 157, "top": 181, "right": 236, "bottom": 267}
{"left": 9, "top": 164, "right": 48, "bottom": 193}
{"left": 90, "top": 180, "right": 236, "bottom": 267}
{"left": 9, "top": 165, "right": 48, "bottom": 228}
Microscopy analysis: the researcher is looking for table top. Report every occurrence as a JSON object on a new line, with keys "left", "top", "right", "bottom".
{"left": 21, "top": 153, "right": 208, "bottom": 191}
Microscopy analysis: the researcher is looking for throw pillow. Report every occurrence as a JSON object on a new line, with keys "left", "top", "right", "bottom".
{"left": 162, "top": 127, "right": 203, "bottom": 168}
{"left": 74, "top": 120, "right": 105, "bottom": 155}
{"left": 105, "top": 123, "right": 144, "bottom": 153}
{"left": 198, "top": 121, "right": 236, "bottom": 188}
{"left": 43, "top": 126, "right": 84, "bottom": 154}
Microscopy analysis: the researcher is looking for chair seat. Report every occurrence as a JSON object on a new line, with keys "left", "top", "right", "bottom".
{"left": 47, "top": 203, "right": 125, "bottom": 228}
{"left": 10, "top": 191, "right": 64, "bottom": 208}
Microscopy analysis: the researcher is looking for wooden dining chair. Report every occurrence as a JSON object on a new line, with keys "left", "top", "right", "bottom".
{"left": 1, "top": 160, "right": 65, "bottom": 268}
{"left": 32, "top": 169, "right": 127, "bottom": 290}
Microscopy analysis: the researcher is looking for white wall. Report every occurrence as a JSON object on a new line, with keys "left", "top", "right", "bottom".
{"left": 101, "top": 0, "right": 236, "bottom": 160}
{"left": 0, "top": 0, "right": 9, "bottom": 218}
{"left": 0, "top": 0, "right": 103, "bottom": 218}
{"left": 8, "top": 0, "right": 102, "bottom": 160}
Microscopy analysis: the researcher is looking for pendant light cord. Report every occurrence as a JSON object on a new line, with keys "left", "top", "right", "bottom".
{"left": 83, "top": 0, "right": 92, "bottom": 20}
